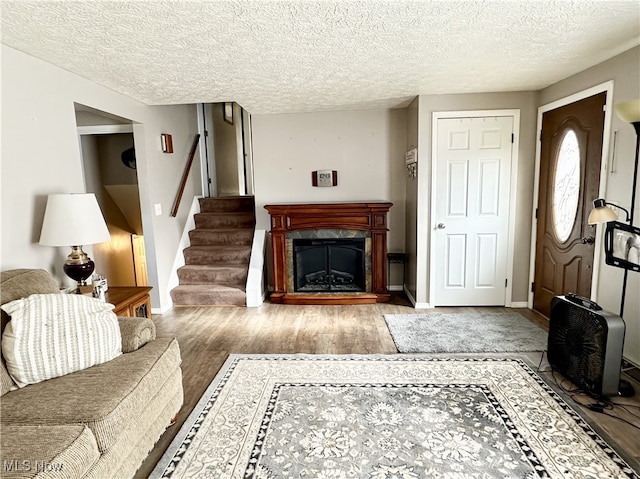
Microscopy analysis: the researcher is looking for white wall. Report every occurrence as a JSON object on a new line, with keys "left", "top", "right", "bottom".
{"left": 251, "top": 108, "right": 408, "bottom": 287}
{"left": 539, "top": 46, "right": 640, "bottom": 366}
{"left": 1, "top": 45, "right": 200, "bottom": 312}
{"left": 404, "top": 98, "right": 420, "bottom": 300}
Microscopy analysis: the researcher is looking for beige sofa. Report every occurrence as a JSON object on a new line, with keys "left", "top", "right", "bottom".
{"left": 0, "top": 269, "right": 183, "bottom": 479}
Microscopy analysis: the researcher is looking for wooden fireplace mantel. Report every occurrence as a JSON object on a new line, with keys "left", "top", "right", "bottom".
{"left": 264, "top": 201, "right": 393, "bottom": 305}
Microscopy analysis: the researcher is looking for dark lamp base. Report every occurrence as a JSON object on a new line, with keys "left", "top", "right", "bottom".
{"left": 64, "top": 260, "right": 95, "bottom": 286}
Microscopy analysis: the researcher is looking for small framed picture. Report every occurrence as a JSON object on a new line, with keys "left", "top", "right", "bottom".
{"left": 223, "top": 102, "right": 234, "bottom": 125}
{"left": 405, "top": 147, "right": 417, "bottom": 164}
{"left": 160, "top": 133, "right": 173, "bottom": 153}
{"left": 312, "top": 170, "right": 338, "bottom": 187}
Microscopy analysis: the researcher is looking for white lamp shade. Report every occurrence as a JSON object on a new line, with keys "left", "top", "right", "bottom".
{"left": 587, "top": 205, "right": 619, "bottom": 225}
{"left": 40, "top": 193, "right": 111, "bottom": 246}
{"left": 615, "top": 98, "right": 640, "bottom": 124}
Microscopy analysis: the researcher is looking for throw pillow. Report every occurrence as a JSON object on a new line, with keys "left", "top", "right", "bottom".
{"left": 1, "top": 293, "right": 122, "bottom": 387}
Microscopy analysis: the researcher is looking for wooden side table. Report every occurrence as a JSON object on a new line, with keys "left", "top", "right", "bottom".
{"left": 105, "top": 286, "right": 152, "bottom": 318}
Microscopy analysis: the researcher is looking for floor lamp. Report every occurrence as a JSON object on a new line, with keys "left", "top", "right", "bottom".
{"left": 614, "top": 99, "right": 640, "bottom": 318}
{"left": 588, "top": 98, "right": 640, "bottom": 317}
{"left": 587, "top": 98, "right": 640, "bottom": 396}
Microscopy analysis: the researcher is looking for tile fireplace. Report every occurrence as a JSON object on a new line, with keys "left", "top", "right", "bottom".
{"left": 264, "top": 202, "right": 392, "bottom": 304}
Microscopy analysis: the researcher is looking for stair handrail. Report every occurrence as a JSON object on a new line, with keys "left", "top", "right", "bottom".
{"left": 171, "top": 133, "right": 201, "bottom": 217}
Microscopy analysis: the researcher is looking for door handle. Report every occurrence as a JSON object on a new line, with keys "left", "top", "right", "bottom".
{"left": 581, "top": 236, "right": 595, "bottom": 245}
{"left": 436, "top": 223, "right": 446, "bottom": 229}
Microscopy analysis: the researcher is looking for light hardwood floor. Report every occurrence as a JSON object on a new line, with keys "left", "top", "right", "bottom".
{"left": 135, "top": 294, "right": 640, "bottom": 478}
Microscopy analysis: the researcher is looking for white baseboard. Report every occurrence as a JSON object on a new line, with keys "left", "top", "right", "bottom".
{"left": 151, "top": 305, "right": 172, "bottom": 315}
{"left": 508, "top": 302, "right": 529, "bottom": 308}
{"left": 403, "top": 285, "right": 431, "bottom": 309}
{"left": 413, "top": 302, "right": 432, "bottom": 309}
{"left": 403, "top": 286, "right": 416, "bottom": 305}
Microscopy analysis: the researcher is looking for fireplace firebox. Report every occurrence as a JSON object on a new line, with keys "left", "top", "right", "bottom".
{"left": 293, "top": 238, "right": 366, "bottom": 292}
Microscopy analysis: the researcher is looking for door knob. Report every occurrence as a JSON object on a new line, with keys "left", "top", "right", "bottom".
{"left": 436, "top": 223, "right": 446, "bottom": 229}
{"left": 581, "top": 236, "right": 595, "bottom": 245}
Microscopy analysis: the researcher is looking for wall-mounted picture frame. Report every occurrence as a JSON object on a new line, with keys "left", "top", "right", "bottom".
{"left": 405, "top": 147, "right": 417, "bottom": 164}
{"left": 605, "top": 221, "right": 640, "bottom": 272}
{"left": 312, "top": 170, "right": 338, "bottom": 187}
{"left": 160, "top": 133, "right": 173, "bottom": 153}
{"left": 223, "top": 102, "right": 234, "bottom": 125}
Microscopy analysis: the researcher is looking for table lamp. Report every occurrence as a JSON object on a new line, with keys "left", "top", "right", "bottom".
{"left": 39, "top": 193, "right": 111, "bottom": 287}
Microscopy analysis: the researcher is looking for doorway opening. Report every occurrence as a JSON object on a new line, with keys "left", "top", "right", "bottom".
{"left": 76, "top": 105, "right": 148, "bottom": 287}
{"left": 198, "top": 102, "right": 255, "bottom": 198}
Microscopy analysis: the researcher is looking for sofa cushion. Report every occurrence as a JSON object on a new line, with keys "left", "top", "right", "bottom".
{"left": 0, "top": 269, "right": 60, "bottom": 306}
{"left": 1, "top": 294, "right": 122, "bottom": 387}
{"left": 84, "top": 369, "right": 183, "bottom": 479}
{"left": 1, "top": 269, "right": 60, "bottom": 339}
{"left": 0, "top": 424, "right": 99, "bottom": 479}
{"left": 0, "top": 337, "right": 181, "bottom": 453}
{"left": 1, "top": 269, "right": 61, "bottom": 394}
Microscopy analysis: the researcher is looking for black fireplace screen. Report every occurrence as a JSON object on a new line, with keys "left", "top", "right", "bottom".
{"left": 293, "top": 238, "right": 366, "bottom": 292}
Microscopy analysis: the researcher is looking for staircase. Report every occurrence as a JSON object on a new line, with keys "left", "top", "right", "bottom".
{"left": 170, "top": 196, "right": 255, "bottom": 306}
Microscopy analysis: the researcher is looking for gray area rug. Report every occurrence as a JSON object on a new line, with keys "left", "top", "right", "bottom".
{"left": 151, "top": 355, "right": 638, "bottom": 479}
{"left": 384, "top": 312, "right": 547, "bottom": 353}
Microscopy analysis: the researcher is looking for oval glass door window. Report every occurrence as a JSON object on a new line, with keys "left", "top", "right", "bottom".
{"left": 552, "top": 129, "right": 580, "bottom": 242}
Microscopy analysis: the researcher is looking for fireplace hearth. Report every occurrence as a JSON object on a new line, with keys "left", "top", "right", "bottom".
{"left": 265, "top": 202, "right": 392, "bottom": 304}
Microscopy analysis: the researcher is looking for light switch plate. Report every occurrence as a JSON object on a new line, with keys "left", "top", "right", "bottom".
{"left": 154, "top": 203, "right": 162, "bottom": 216}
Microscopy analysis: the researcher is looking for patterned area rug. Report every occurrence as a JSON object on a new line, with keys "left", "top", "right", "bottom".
{"left": 151, "top": 355, "right": 639, "bottom": 479}
{"left": 383, "top": 312, "right": 548, "bottom": 353}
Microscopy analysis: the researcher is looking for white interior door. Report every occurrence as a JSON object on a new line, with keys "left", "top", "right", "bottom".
{"left": 433, "top": 116, "right": 514, "bottom": 306}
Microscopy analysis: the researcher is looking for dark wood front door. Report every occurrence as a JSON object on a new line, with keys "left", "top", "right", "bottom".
{"left": 533, "top": 92, "right": 606, "bottom": 318}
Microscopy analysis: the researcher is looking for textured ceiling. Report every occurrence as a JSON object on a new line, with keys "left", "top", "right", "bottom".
{"left": 2, "top": 1, "right": 639, "bottom": 114}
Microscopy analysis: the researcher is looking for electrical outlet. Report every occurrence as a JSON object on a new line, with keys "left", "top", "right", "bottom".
{"left": 154, "top": 204, "right": 162, "bottom": 216}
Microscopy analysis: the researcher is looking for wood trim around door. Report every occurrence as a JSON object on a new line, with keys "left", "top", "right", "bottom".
{"left": 430, "top": 109, "right": 520, "bottom": 307}
{"left": 527, "top": 81, "right": 615, "bottom": 309}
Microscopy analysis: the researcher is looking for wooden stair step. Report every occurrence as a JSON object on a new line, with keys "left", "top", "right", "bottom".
{"left": 183, "top": 245, "right": 251, "bottom": 265}
{"left": 194, "top": 212, "right": 255, "bottom": 229}
{"left": 177, "top": 265, "right": 247, "bottom": 285}
{"left": 170, "top": 284, "right": 246, "bottom": 307}
{"left": 188, "top": 229, "right": 253, "bottom": 246}
{"left": 172, "top": 195, "right": 256, "bottom": 307}
{"left": 198, "top": 196, "right": 255, "bottom": 213}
